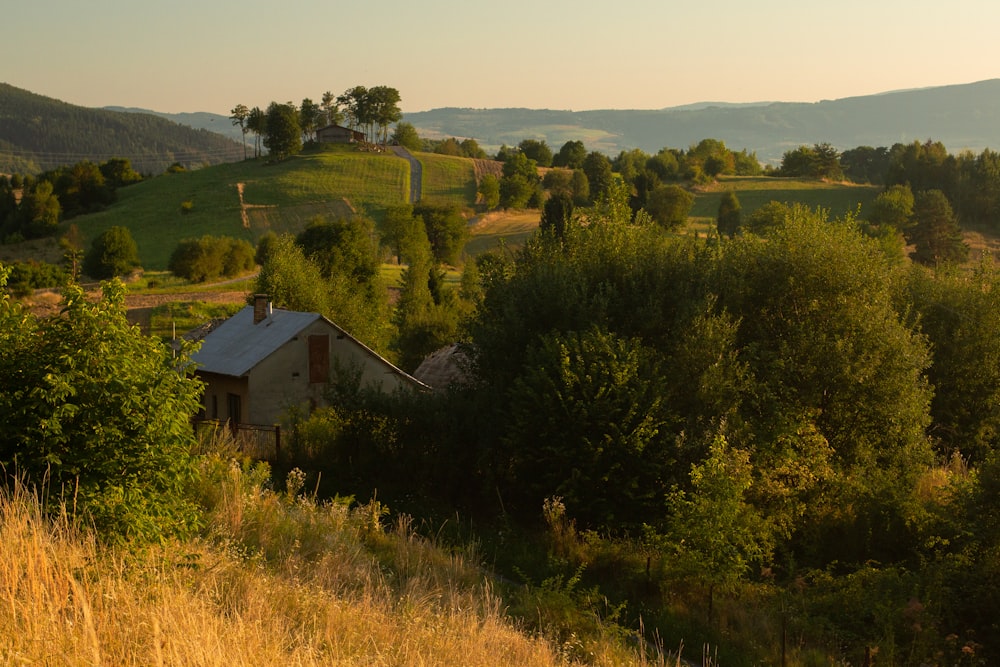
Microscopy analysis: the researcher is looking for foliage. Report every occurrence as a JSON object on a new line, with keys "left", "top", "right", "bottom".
{"left": 499, "top": 152, "right": 542, "bottom": 209}
{"left": 504, "top": 327, "right": 673, "bottom": 528}
{"left": 167, "top": 235, "right": 255, "bottom": 282}
{"left": 255, "top": 231, "right": 392, "bottom": 353}
{"left": 413, "top": 202, "right": 469, "bottom": 266}
{"left": 336, "top": 85, "right": 402, "bottom": 145}
{"left": 2, "top": 259, "right": 67, "bottom": 296}
{"left": 518, "top": 139, "right": 553, "bottom": 167}
{"left": 553, "top": 140, "right": 587, "bottom": 169}
{"left": 263, "top": 101, "right": 302, "bottom": 161}
{"left": 391, "top": 121, "right": 422, "bottom": 152}
{"left": 0, "top": 271, "right": 203, "bottom": 541}
{"left": 716, "top": 190, "right": 741, "bottom": 238}
{"left": 582, "top": 151, "right": 613, "bottom": 203}
{"left": 83, "top": 225, "right": 140, "bottom": 279}
{"left": 906, "top": 261, "right": 1000, "bottom": 462}
{"left": 909, "top": 189, "right": 968, "bottom": 266}
{"left": 644, "top": 184, "right": 693, "bottom": 230}
{"left": 477, "top": 174, "right": 500, "bottom": 210}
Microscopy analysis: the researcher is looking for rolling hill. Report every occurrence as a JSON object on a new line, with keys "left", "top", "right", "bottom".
{"left": 0, "top": 83, "right": 245, "bottom": 174}
{"left": 403, "top": 79, "right": 1000, "bottom": 162}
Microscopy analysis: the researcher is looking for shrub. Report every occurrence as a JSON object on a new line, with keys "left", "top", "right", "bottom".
{"left": 0, "top": 271, "right": 204, "bottom": 541}
{"left": 169, "top": 235, "right": 255, "bottom": 282}
{"left": 83, "top": 225, "right": 140, "bottom": 279}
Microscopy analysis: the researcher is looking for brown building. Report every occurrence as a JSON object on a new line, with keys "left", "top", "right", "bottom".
{"left": 315, "top": 124, "right": 365, "bottom": 144}
{"left": 191, "top": 295, "right": 426, "bottom": 427}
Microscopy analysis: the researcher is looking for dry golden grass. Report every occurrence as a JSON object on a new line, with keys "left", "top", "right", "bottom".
{"left": 0, "top": 448, "right": 653, "bottom": 666}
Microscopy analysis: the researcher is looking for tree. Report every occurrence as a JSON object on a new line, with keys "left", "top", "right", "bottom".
{"left": 460, "top": 138, "right": 486, "bottom": 159}
{"left": 582, "top": 151, "right": 613, "bottom": 202}
{"left": 841, "top": 145, "right": 891, "bottom": 184}
{"left": 413, "top": 203, "right": 469, "bottom": 265}
{"left": 868, "top": 184, "right": 914, "bottom": 231}
{"left": 83, "top": 226, "right": 140, "bottom": 279}
{"left": 553, "top": 140, "right": 587, "bottom": 169}
{"left": 645, "top": 184, "right": 694, "bottom": 230}
{"left": 717, "top": 190, "right": 742, "bottom": 238}
{"left": 477, "top": 174, "right": 500, "bottom": 210}
{"left": 518, "top": 139, "right": 552, "bottom": 167}
{"left": 99, "top": 158, "right": 142, "bottom": 188}
{"left": 168, "top": 235, "right": 254, "bottom": 282}
{"left": 16, "top": 180, "right": 60, "bottom": 239}
{"left": 909, "top": 189, "right": 968, "bottom": 266}
{"left": 503, "top": 327, "right": 672, "bottom": 527}
{"left": 263, "top": 101, "right": 302, "bottom": 160}
{"left": 230, "top": 104, "right": 250, "bottom": 159}
{"left": 320, "top": 91, "right": 343, "bottom": 127}
{"left": 499, "top": 152, "right": 541, "bottom": 209}
{"left": 369, "top": 85, "right": 402, "bottom": 146}
{"left": 299, "top": 98, "right": 322, "bottom": 144}
{"left": 392, "top": 122, "right": 422, "bottom": 152}
{"left": 247, "top": 106, "right": 266, "bottom": 158}
{"left": 0, "top": 271, "right": 203, "bottom": 541}
{"left": 540, "top": 192, "right": 574, "bottom": 238}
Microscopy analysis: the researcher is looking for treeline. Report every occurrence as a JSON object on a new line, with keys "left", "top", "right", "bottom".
{"left": 0, "top": 83, "right": 244, "bottom": 173}
{"left": 0, "top": 158, "right": 142, "bottom": 243}
{"left": 779, "top": 139, "right": 1000, "bottom": 231}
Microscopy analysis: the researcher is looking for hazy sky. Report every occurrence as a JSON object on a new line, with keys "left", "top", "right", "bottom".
{"left": 4, "top": 0, "right": 999, "bottom": 114}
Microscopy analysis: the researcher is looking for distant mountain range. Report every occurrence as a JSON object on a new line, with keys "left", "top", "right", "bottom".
{"left": 0, "top": 83, "right": 245, "bottom": 174}
{"left": 2, "top": 80, "right": 1000, "bottom": 174}
{"left": 401, "top": 79, "right": 1000, "bottom": 163}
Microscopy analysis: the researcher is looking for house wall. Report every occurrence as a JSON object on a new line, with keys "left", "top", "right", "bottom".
{"left": 245, "top": 320, "right": 417, "bottom": 425}
{"left": 316, "top": 126, "right": 357, "bottom": 143}
{"left": 198, "top": 372, "right": 249, "bottom": 423}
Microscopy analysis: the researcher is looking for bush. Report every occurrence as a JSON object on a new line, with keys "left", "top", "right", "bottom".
{"left": 168, "top": 235, "right": 255, "bottom": 282}
{"left": 83, "top": 225, "right": 140, "bottom": 279}
{"left": 0, "top": 272, "right": 204, "bottom": 541}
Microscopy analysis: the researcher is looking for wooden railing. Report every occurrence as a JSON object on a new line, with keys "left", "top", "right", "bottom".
{"left": 194, "top": 420, "right": 281, "bottom": 462}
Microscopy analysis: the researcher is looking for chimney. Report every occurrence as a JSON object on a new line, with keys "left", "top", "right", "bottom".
{"left": 253, "top": 294, "right": 269, "bottom": 324}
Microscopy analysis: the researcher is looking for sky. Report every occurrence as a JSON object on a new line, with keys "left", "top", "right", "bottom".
{"left": 4, "top": 0, "right": 999, "bottom": 115}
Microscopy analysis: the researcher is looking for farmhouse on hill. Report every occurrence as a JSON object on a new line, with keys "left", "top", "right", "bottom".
{"left": 190, "top": 295, "right": 427, "bottom": 429}
{"left": 316, "top": 124, "right": 365, "bottom": 144}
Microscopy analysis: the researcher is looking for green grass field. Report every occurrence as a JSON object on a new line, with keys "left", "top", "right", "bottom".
{"left": 689, "top": 176, "right": 880, "bottom": 223}
{"left": 414, "top": 153, "right": 478, "bottom": 206}
{"left": 74, "top": 145, "right": 412, "bottom": 270}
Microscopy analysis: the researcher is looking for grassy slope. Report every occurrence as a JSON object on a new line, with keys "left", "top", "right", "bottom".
{"left": 0, "top": 442, "right": 649, "bottom": 666}
{"left": 414, "top": 152, "right": 479, "bottom": 206}
{"left": 74, "top": 145, "right": 412, "bottom": 271}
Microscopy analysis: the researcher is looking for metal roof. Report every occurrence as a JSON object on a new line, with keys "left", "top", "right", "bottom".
{"left": 190, "top": 305, "right": 430, "bottom": 391}
{"left": 190, "top": 306, "right": 322, "bottom": 377}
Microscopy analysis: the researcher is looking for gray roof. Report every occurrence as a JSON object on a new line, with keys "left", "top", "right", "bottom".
{"left": 190, "top": 306, "right": 429, "bottom": 391}
{"left": 191, "top": 306, "right": 322, "bottom": 377}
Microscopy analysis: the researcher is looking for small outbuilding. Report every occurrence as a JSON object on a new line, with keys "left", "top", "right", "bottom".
{"left": 190, "top": 295, "right": 426, "bottom": 429}
{"left": 316, "top": 124, "right": 365, "bottom": 144}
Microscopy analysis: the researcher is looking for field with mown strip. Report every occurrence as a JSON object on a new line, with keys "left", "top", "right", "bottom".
{"left": 414, "top": 152, "right": 478, "bottom": 206}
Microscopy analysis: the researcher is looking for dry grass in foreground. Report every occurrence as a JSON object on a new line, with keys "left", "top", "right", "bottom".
{"left": 0, "top": 447, "right": 659, "bottom": 666}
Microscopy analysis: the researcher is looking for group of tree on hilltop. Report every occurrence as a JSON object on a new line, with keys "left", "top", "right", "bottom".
{"left": 230, "top": 85, "right": 402, "bottom": 161}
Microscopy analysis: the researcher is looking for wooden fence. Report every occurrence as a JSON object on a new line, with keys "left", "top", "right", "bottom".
{"left": 194, "top": 420, "right": 281, "bottom": 462}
